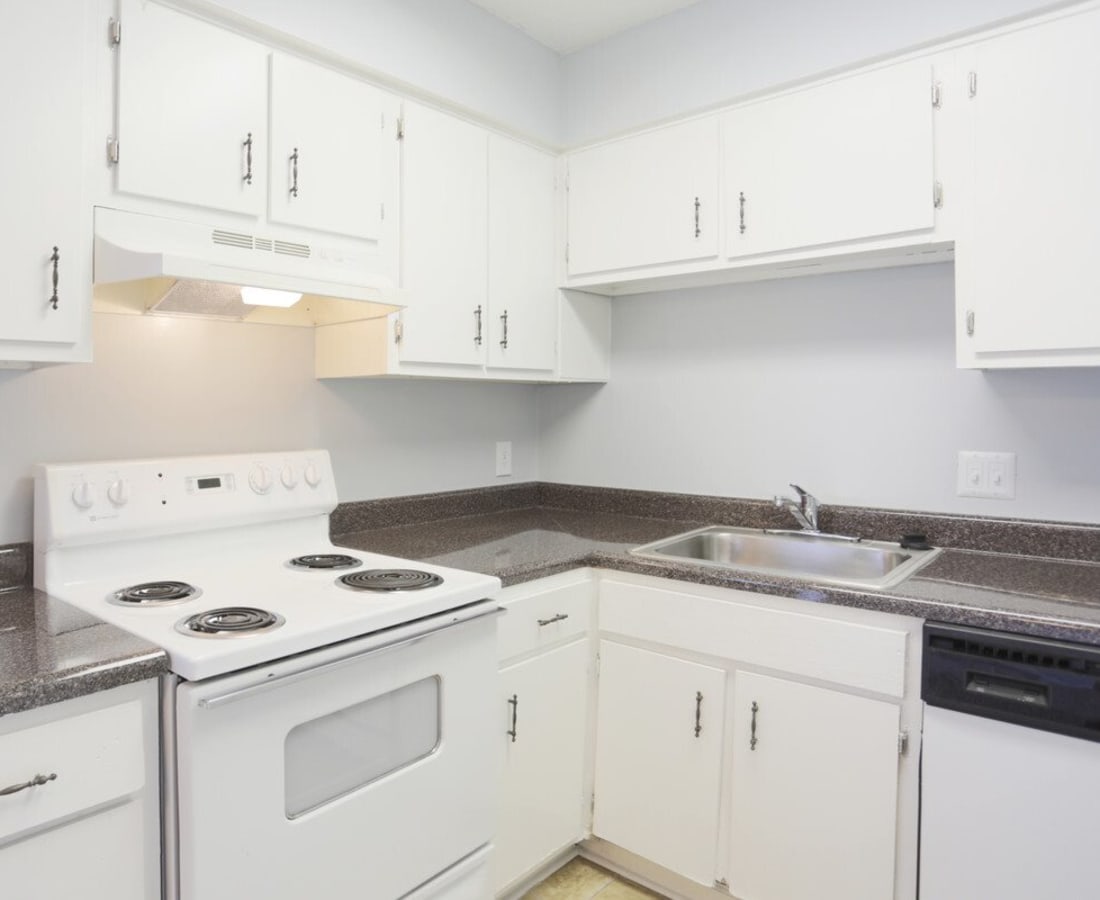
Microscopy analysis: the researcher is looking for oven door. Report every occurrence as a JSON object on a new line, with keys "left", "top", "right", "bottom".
{"left": 171, "top": 603, "right": 498, "bottom": 900}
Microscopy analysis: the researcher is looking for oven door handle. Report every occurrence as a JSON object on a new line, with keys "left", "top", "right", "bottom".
{"left": 196, "top": 603, "right": 503, "bottom": 710}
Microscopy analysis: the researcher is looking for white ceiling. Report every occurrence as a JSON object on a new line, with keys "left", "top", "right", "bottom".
{"left": 466, "top": 0, "right": 705, "bottom": 54}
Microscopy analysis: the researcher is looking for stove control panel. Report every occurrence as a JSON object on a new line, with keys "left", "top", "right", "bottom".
{"left": 35, "top": 450, "right": 338, "bottom": 548}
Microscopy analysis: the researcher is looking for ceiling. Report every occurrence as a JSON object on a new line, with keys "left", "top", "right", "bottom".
{"left": 466, "top": 0, "right": 705, "bottom": 54}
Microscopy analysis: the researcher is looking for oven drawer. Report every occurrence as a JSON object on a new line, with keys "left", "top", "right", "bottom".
{"left": 498, "top": 576, "right": 593, "bottom": 663}
{"left": 0, "top": 699, "right": 144, "bottom": 844}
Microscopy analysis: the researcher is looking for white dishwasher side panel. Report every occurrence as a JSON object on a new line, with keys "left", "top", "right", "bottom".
{"left": 920, "top": 705, "right": 1100, "bottom": 900}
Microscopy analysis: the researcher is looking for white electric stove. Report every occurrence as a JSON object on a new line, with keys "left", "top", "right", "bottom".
{"left": 34, "top": 450, "right": 501, "bottom": 900}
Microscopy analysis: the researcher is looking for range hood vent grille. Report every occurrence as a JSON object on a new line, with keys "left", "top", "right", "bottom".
{"left": 211, "top": 230, "right": 311, "bottom": 260}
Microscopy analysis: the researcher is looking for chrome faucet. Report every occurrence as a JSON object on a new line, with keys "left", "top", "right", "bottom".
{"left": 774, "top": 484, "right": 820, "bottom": 532}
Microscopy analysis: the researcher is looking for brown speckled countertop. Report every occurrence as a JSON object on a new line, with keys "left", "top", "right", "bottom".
{"left": 334, "top": 503, "right": 1100, "bottom": 647}
{"left": 0, "top": 582, "right": 169, "bottom": 717}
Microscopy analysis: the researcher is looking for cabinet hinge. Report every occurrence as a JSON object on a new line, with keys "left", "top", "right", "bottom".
{"left": 106, "top": 137, "right": 120, "bottom": 165}
{"left": 108, "top": 17, "right": 121, "bottom": 47}
{"left": 396, "top": 116, "right": 405, "bottom": 141}
{"left": 966, "top": 310, "right": 975, "bottom": 337}
{"left": 714, "top": 878, "right": 730, "bottom": 893}
{"left": 968, "top": 71, "right": 978, "bottom": 99}
{"left": 394, "top": 318, "right": 403, "bottom": 344}
{"left": 933, "top": 181, "right": 944, "bottom": 209}
{"left": 898, "top": 731, "right": 910, "bottom": 756}
{"left": 931, "top": 82, "right": 942, "bottom": 108}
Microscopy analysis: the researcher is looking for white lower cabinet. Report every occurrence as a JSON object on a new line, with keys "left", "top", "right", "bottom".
{"left": 727, "top": 671, "right": 901, "bottom": 900}
{"left": 0, "top": 680, "right": 160, "bottom": 900}
{"left": 494, "top": 573, "right": 595, "bottom": 895}
{"left": 592, "top": 641, "right": 725, "bottom": 886}
{"left": 497, "top": 641, "right": 590, "bottom": 891}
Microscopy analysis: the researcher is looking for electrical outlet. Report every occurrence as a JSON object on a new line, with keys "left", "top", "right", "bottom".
{"left": 495, "top": 441, "right": 512, "bottom": 477}
{"left": 957, "top": 451, "right": 1016, "bottom": 499}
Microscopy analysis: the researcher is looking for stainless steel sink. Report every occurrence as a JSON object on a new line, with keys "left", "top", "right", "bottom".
{"left": 631, "top": 526, "right": 940, "bottom": 589}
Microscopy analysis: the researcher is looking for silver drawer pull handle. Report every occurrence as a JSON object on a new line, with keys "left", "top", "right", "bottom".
{"left": 537, "top": 613, "right": 569, "bottom": 627}
{"left": 1, "top": 773, "right": 57, "bottom": 796}
{"left": 694, "top": 691, "right": 703, "bottom": 738}
{"left": 750, "top": 700, "right": 759, "bottom": 750}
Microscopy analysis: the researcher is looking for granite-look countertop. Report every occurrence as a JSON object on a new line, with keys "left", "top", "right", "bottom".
{"left": 0, "top": 587, "right": 169, "bottom": 717}
{"left": 334, "top": 507, "right": 1100, "bottom": 646}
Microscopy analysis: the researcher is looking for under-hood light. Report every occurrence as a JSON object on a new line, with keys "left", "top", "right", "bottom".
{"left": 240, "top": 286, "right": 302, "bottom": 308}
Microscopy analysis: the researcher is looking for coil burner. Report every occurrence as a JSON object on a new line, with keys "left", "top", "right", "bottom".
{"left": 176, "top": 607, "right": 285, "bottom": 638}
{"left": 338, "top": 569, "right": 444, "bottom": 592}
{"left": 288, "top": 554, "right": 362, "bottom": 570}
{"left": 111, "top": 581, "right": 200, "bottom": 607}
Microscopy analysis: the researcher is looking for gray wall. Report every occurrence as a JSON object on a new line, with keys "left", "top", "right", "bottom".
{"left": 210, "top": 0, "right": 563, "bottom": 144}
{"left": 537, "top": 0, "right": 1100, "bottom": 526}
{"left": 561, "top": 0, "right": 1063, "bottom": 144}
{"left": 537, "top": 266, "right": 1100, "bottom": 524}
{"left": 0, "top": 315, "right": 539, "bottom": 543}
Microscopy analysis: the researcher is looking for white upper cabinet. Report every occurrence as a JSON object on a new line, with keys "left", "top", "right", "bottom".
{"left": 397, "top": 103, "right": 489, "bottom": 367}
{"left": 268, "top": 53, "right": 392, "bottom": 240}
{"left": 957, "top": 6, "right": 1100, "bottom": 366}
{"left": 487, "top": 136, "right": 557, "bottom": 372}
{"left": 0, "top": 0, "right": 90, "bottom": 363}
{"left": 723, "top": 59, "right": 936, "bottom": 259}
{"left": 116, "top": 0, "right": 268, "bottom": 218}
{"left": 566, "top": 117, "right": 720, "bottom": 276}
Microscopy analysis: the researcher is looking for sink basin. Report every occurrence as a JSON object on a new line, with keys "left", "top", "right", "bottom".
{"left": 631, "top": 526, "right": 940, "bottom": 589}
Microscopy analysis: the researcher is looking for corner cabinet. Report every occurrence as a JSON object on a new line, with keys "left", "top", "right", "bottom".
{"left": 315, "top": 105, "right": 609, "bottom": 382}
{"left": 0, "top": 0, "right": 91, "bottom": 365}
{"left": 0, "top": 681, "right": 160, "bottom": 899}
{"left": 955, "top": 4, "right": 1100, "bottom": 368}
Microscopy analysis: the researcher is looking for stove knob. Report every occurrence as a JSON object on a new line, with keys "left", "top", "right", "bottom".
{"left": 248, "top": 464, "right": 273, "bottom": 495}
{"left": 280, "top": 464, "right": 298, "bottom": 490}
{"left": 107, "top": 479, "right": 130, "bottom": 507}
{"left": 71, "top": 480, "right": 95, "bottom": 510}
{"left": 303, "top": 462, "right": 322, "bottom": 488}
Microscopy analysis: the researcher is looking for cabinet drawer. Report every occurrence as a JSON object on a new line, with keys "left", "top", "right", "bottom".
{"left": 498, "top": 580, "right": 593, "bottom": 662}
{"left": 600, "top": 580, "right": 908, "bottom": 697}
{"left": 0, "top": 699, "right": 145, "bottom": 843}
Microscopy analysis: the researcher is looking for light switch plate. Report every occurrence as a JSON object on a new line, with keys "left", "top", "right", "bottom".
{"left": 957, "top": 451, "right": 1016, "bottom": 499}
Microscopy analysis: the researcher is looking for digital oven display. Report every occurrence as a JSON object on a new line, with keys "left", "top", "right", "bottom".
{"left": 196, "top": 477, "right": 222, "bottom": 490}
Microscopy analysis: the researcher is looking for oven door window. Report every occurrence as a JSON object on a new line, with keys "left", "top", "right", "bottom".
{"left": 284, "top": 675, "right": 441, "bottom": 818}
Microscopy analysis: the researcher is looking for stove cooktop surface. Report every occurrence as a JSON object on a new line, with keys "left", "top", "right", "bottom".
{"left": 34, "top": 450, "right": 500, "bottom": 681}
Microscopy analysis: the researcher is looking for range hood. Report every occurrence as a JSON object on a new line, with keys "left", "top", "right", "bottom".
{"left": 93, "top": 207, "right": 403, "bottom": 326}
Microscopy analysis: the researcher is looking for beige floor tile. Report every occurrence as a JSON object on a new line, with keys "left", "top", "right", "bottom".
{"left": 523, "top": 858, "right": 614, "bottom": 899}
{"left": 593, "top": 878, "right": 666, "bottom": 899}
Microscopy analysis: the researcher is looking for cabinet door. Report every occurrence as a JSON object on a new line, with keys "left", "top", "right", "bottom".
{"left": 496, "top": 641, "right": 589, "bottom": 892}
{"left": 268, "top": 53, "right": 393, "bottom": 240}
{"left": 0, "top": 0, "right": 86, "bottom": 350}
{"left": 398, "top": 103, "right": 488, "bottom": 366}
{"left": 727, "top": 671, "right": 900, "bottom": 900}
{"left": 487, "top": 136, "right": 557, "bottom": 372}
{"left": 566, "top": 117, "right": 719, "bottom": 276}
{"left": 961, "top": 8, "right": 1100, "bottom": 356}
{"left": 117, "top": 0, "right": 268, "bottom": 217}
{"left": 723, "top": 60, "right": 935, "bottom": 258}
{"left": 593, "top": 641, "right": 725, "bottom": 886}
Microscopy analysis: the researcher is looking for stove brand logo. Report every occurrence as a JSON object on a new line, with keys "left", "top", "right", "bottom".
{"left": 89, "top": 513, "right": 120, "bottom": 523}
